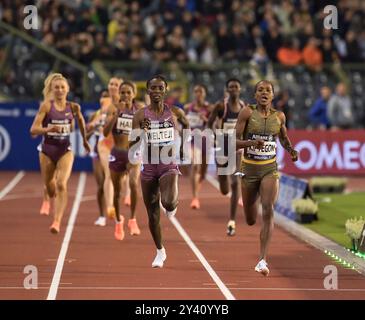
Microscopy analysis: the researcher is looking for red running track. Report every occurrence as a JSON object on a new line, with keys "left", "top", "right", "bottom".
{"left": 0, "top": 171, "right": 364, "bottom": 300}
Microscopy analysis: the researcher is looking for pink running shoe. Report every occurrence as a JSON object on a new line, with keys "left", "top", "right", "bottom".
{"left": 114, "top": 217, "right": 125, "bottom": 241}
{"left": 40, "top": 200, "right": 50, "bottom": 216}
{"left": 50, "top": 221, "right": 60, "bottom": 234}
{"left": 128, "top": 219, "right": 141, "bottom": 236}
{"left": 190, "top": 198, "right": 200, "bottom": 209}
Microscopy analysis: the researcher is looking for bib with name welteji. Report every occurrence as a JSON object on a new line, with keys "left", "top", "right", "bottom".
{"left": 144, "top": 104, "right": 176, "bottom": 147}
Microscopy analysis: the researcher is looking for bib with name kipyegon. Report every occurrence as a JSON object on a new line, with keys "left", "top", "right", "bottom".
{"left": 243, "top": 105, "right": 281, "bottom": 164}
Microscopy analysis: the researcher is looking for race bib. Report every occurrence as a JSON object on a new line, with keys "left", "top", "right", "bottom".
{"left": 246, "top": 133, "right": 276, "bottom": 161}
{"left": 116, "top": 115, "right": 133, "bottom": 134}
{"left": 47, "top": 123, "right": 71, "bottom": 139}
{"left": 147, "top": 127, "right": 174, "bottom": 145}
{"left": 147, "top": 121, "right": 174, "bottom": 145}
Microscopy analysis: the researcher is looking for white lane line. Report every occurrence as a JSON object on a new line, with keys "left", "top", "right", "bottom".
{"left": 2, "top": 286, "right": 365, "bottom": 292}
{"left": 46, "top": 172, "right": 87, "bottom": 300}
{"left": 0, "top": 171, "right": 25, "bottom": 200}
{"left": 2, "top": 193, "right": 41, "bottom": 201}
{"left": 169, "top": 216, "right": 236, "bottom": 300}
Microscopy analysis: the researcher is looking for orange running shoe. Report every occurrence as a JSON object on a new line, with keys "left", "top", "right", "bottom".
{"left": 114, "top": 217, "right": 125, "bottom": 241}
{"left": 190, "top": 198, "right": 200, "bottom": 209}
{"left": 128, "top": 218, "right": 141, "bottom": 236}
{"left": 124, "top": 195, "right": 131, "bottom": 207}
{"left": 107, "top": 207, "right": 116, "bottom": 219}
{"left": 50, "top": 221, "right": 60, "bottom": 234}
{"left": 40, "top": 200, "right": 50, "bottom": 216}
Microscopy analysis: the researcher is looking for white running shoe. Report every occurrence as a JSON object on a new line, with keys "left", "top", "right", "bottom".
{"left": 226, "top": 220, "right": 236, "bottom": 236}
{"left": 255, "top": 259, "right": 270, "bottom": 276}
{"left": 152, "top": 247, "right": 167, "bottom": 268}
{"left": 94, "top": 216, "right": 106, "bottom": 226}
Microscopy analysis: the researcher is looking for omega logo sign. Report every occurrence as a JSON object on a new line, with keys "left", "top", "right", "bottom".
{"left": 295, "top": 140, "right": 365, "bottom": 170}
{"left": 0, "top": 125, "right": 11, "bottom": 162}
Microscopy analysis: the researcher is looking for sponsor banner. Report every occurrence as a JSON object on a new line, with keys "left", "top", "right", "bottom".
{"left": 277, "top": 130, "right": 365, "bottom": 175}
{"left": 0, "top": 102, "right": 98, "bottom": 171}
{"left": 274, "top": 173, "right": 309, "bottom": 220}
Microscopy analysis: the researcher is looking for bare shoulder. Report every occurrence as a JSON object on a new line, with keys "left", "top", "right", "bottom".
{"left": 70, "top": 101, "right": 81, "bottom": 114}
{"left": 214, "top": 100, "right": 224, "bottom": 110}
{"left": 183, "top": 102, "right": 191, "bottom": 111}
{"left": 134, "top": 100, "right": 145, "bottom": 110}
{"left": 134, "top": 107, "right": 145, "bottom": 120}
{"left": 206, "top": 102, "right": 214, "bottom": 112}
{"left": 276, "top": 110, "right": 286, "bottom": 124}
{"left": 39, "top": 101, "right": 51, "bottom": 113}
{"left": 238, "top": 105, "right": 253, "bottom": 120}
{"left": 171, "top": 105, "right": 185, "bottom": 116}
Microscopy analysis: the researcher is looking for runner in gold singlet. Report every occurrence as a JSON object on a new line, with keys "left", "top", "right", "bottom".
{"left": 235, "top": 80, "right": 298, "bottom": 277}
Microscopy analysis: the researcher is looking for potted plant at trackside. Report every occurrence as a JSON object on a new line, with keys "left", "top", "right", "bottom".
{"left": 310, "top": 177, "right": 347, "bottom": 193}
{"left": 292, "top": 198, "right": 318, "bottom": 223}
{"left": 345, "top": 217, "right": 365, "bottom": 252}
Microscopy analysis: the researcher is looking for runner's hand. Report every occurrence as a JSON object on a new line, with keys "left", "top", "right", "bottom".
{"left": 141, "top": 118, "right": 150, "bottom": 132}
{"left": 290, "top": 149, "right": 298, "bottom": 162}
{"left": 46, "top": 125, "right": 62, "bottom": 133}
{"left": 251, "top": 139, "right": 265, "bottom": 148}
{"left": 83, "top": 140, "right": 91, "bottom": 154}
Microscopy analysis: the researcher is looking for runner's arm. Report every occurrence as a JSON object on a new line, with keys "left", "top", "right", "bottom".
{"left": 129, "top": 108, "right": 145, "bottom": 149}
{"left": 72, "top": 103, "right": 91, "bottom": 153}
{"left": 207, "top": 102, "right": 223, "bottom": 130}
{"left": 30, "top": 102, "right": 58, "bottom": 137}
{"left": 278, "top": 112, "right": 298, "bottom": 161}
{"left": 103, "top": 104, "right": 118, "bottom": 137}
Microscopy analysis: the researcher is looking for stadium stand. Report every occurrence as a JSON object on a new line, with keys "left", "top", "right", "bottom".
{"left": 0, "top": 0, "right": 364, "bottom": 128}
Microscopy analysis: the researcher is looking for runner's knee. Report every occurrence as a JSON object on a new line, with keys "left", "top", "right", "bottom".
{"left": 163, "top": 202, "right": 177, "bottom": 212}
{"left": 261, "top": 203, "right": 274, "bottom": 216}
{"left": 161, "top": 197, "right": 177, "bottom": 212}
{"left": 244, "top": 207, "right": 257, "bottom": 225}
{"left": 220, "top": 184, "right": 229, "bottom": 195}
{"left": 129, "top": 177, "right": 138, "bottom": 192}
{"left": 231, "top": 179, "right": 238, "bottom": 191}
{"left": 246, "top": 216, "right": 256, "bottom": 226}
{"left": 56, "top": 181, "right": 67, "bottom": 193}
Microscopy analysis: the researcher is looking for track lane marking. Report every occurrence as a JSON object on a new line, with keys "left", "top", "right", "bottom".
{"left": 169, "top": 216, "right": 236, "bottom": 300}
{"left": 0, "top": 171, "right": 25, "bottom": 200}
{"left": 46, "top": 172, "right": 86, "bottom": 300}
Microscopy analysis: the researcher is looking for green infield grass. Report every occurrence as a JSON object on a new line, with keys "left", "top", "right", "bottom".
{"left": 303, "top": 192, "right": 365, "bottom": 249}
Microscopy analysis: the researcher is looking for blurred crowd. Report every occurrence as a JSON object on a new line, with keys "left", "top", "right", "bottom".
{"left": 1, "top": 0, "right": 365, "bottom": 68}
{"left": 308, "top": 82, "right": 355, "bottom": 130}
